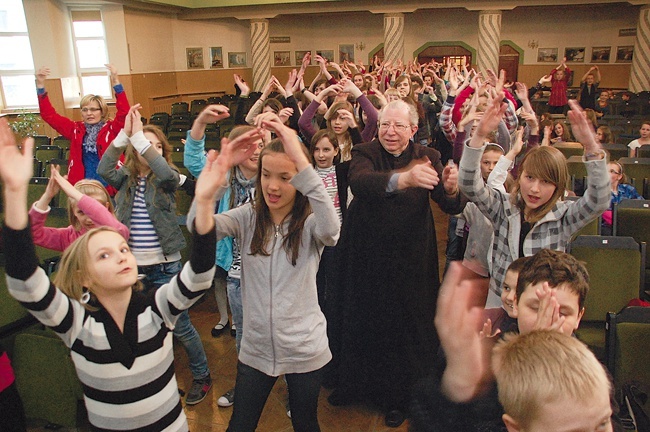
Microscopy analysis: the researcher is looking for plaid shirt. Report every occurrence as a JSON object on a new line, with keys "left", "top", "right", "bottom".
{"left": 459, "top": 145, "right": 610, "bottom": 296}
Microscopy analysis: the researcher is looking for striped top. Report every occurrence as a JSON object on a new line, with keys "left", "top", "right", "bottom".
{"left": 4, "top": 224, "right": 216, "bottom": 432}
{"left": 316, "top": 166, "right": 342, "bottom": 224}
{"left": 129, "top": 177, "right": 163, "bottom": 263}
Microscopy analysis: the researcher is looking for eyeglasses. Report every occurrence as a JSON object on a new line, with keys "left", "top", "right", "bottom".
{"left": 609, "top": 169, "right": 621, "bottom": 175}
{"left": 378, "top": 122, "right": 411, "bottom": 132}
{"left": 81, "top": 107, "right": 101, "bottom": 113}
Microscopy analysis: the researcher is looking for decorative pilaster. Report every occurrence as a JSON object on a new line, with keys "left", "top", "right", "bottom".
{"left": 477, "top": 10, "right": 502, "bottom": 72}
{"left": 250, "top": 19, "right": 270, "bottom": 92}
{"left": 383, "top": 13, "right": 404, "bottom": 64}
{"left": 629, "top": 5, "right": 650, "bottom": 92}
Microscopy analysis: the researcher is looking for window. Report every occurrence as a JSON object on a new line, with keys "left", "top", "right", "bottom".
{"left": 71, "top": 10, "right": 111, "bottom": 99}
{"left": 0, "top": 0, "right": 36, "bottom": 108}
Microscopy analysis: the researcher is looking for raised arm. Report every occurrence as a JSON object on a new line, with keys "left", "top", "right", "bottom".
{"left": 35, "top": 67, "right": 76, "bottom": 138}
{"left": 185, "top": 104, "right": 231, "bottom": 178}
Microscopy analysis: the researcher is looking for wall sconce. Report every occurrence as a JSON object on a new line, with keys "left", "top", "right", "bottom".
{"left": 528, "top": 40, "right": 539, "bottom": 49}
{"left": 355, "top": 42, "right": 366, "bottom": 51}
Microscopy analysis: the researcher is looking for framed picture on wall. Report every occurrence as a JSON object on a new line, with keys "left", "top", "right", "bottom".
{"left": 295, "top": 50, "right": 311, "bottom": 66}
{"left": 616, "top": 46, "right": 634, "bottom": 63}
{"left": 591, "top": 46, "right": 611, "bottom": 63}
{"left": 274, "top": 51, "right": 291, "bottom": 66}
{"left": 210, "top": 47, "right": 223, "bottom": 68}
{"left": 228, "top": 52, "right": 247, "bottom": 68}
{"left": 564, "top": 47, "right": 585, "bottom": 63}
{"left": 186, "top": 47, "right": 204, "bottom": 69}
{"left": 537, "top": 47, "right": 558, "bottom": 63}
{"left": 339, "top": 44, "right": 355, "bottom": 63}
{"left": 316, "top": 50, "right": 334, "bottom": 63}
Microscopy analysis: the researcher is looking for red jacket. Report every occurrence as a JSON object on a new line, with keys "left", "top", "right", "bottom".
{"left": 38, "top": 90, "right": 129, "bottom": 186}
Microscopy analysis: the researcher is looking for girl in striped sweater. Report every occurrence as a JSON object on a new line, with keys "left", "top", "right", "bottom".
{"left": 0, "top": 117, "right": 257, "bottom": 431}
{"left": 98, "top": 106, "right": 212, "bottom": 405}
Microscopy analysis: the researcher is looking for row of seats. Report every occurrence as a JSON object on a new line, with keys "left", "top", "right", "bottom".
{"left": 568, "top": 199, "right": 650, "bottom": 404}
{"left": 565, "top": 155, "right": 650, "bottom": 199}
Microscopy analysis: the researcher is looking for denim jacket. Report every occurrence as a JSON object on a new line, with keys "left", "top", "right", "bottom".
{"left": 98, "top": 143, "right": 185, "bottom": 256}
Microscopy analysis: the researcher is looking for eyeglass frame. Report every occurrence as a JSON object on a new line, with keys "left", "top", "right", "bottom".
{"left": 377, "top": 121, "right": 413, "bottom": 132}
{"left": 81, "top": 107, "right": 102, "bottom": 113}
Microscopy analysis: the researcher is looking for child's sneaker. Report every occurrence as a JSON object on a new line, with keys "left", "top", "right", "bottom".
{"left": 218, "top": 388, "right": 235, "bottom": 407}
{"left": 185, "top": 376, "right": 212, "bottom": 405}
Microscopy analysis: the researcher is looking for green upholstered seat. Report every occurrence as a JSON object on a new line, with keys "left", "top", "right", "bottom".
{"left": 569, "top": 235, "right": 645, "bottom": 360}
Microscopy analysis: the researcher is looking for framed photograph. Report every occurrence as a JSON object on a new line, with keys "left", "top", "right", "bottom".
{"left": 228, "top": 52, "right": 247, "bottom": 68}
{"left": 273, "top": 51, "right": 291, "bottom": 67}
{"left": 339, "top": 44, "right": 355, "bottom": 63}
{"left": 186, "top": 47, "right": 204, "bottom": 69}
{"left": 295, "top": 50, "right": 311, "bottom": 66}
{"left": 591, "top": 46, "right": 611, "bottom": 63}
{"left": 316, "top": 50, "right": 334, "bottom": 63}
{"left": 616, "top": 46, "right": 634, "bottom": 63}
{"left": 209, "top": 47, "right": 223, "bottom": 69}
{"left": 564, "top": 47, "right": 585, "bottom": 63}
{"left": 537, "top": 47, "right": 558, "bottom": 63}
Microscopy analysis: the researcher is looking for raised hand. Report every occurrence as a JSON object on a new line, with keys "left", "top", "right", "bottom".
{"left": 315, "top": 83, "right": 343, "bottom": 103}
{"left": 471, "top": 92, "right": 507, "bottom": 143}
{"left": 567, "top": 99, "right": 600, "bottom": 153}
{"left": 532, "top": 283, "right": 566, "bottom": 333}
{"left": 436, "top": 262, "right": 493, "bottom": 402}
{"left": 0, "top": 118, "right": 33, "bottom": 229}
{"left": 195, "top": 127, "right": 263, "bottom": 203}
{"left": 336, "top": 109, "right": 357, "bottom": 128}
{"left": 284, "top": 69, "right": 298, "bottom": 96}
{"left": 505, "top": 127, "right": 525, "bottom": 161}
{"left": 442, "top": 160, "right": 459, "bottom": 195}
{"left": 197, "top": 104, "right": 230, "bottom": 125}
{"left": 271, "top": 75, "right": 286, "bottom": 97}
{"left": 514, "top": 82, "right": 529, "bottom": 102}
{"left": 256, "top": 112, "right": 310, "bottom": 171}
{"left": 131, "top": 108, "right": 143, "bottom": 135}
{"left": 105, "top": 64, "right": 120, "bottom": 86}
{"left": 278, "top": 107, "right": 294, "bottom": 124}
{"left": 123, "top": 103, "right": 143, "bottom": 137}
{"left": 234, "top": 74, "right": 250, "bottom": 96}
{"left": 52, "top": 168, "right": 83, "bottom": 204}
{"left": 36, "top": 67, "right": 51, "bottom": 89}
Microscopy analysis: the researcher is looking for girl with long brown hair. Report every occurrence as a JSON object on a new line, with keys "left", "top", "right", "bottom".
{"left": 188, "top": 111, "right": 339, "bottom": 431}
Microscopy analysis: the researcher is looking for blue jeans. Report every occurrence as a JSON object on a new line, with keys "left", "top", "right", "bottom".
{"left": 227, "top": 276, "right": 243, "bottom": 352}
{"left": 138, "top": 260, "right": 210, "bottom": 380}
{"left": 227, "top": 362, "right": 323, "bottom": 432}
{"left": 444, "top": 215, "right": 464, "bottom": 274}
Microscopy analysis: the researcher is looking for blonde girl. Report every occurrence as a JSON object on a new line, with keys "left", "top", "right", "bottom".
{"left": 459, "top": 97, "right": 609, "bottom": 302}
{"left": 0, "top": 117, "right": 231, "bottom": 430}
{"left": 98, "top": 107, "right": 213, "bottom": 406}
{"left": 188, "top": 112, "right": 339, "bottom": 431}
{"left": 29, "top": 168, "right": 128, "bottom": 251}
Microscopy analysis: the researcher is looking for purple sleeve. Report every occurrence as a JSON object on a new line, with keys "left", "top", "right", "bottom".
{"left": 358, "top": 94, "right": 378, "bottom": 142}
{"left": 298, "top": 100, "right": 320, "bottom": 144}
{"left": 453, "top": 130, "right": 467, "bottom": 164}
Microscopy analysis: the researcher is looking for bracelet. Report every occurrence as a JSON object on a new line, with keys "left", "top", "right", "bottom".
{"left": 300, "top": 88, "right": 306, "bottom": 94}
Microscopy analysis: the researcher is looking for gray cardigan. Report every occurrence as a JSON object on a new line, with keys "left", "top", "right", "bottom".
{"left": 188, "top": 166, "right": 339, "bottom": 376}
{"left": 98, "top": 143, "right": 185, "bottom": 256}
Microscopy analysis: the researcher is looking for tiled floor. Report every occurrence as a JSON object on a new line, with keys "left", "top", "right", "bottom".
{"left": 27, "top": 204, "right": 449, "bottom": 431}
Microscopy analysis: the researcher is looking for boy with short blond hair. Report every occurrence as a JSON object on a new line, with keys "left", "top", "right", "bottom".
{"left": 492, "top": 331, "right": 613, "bottom": 432}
